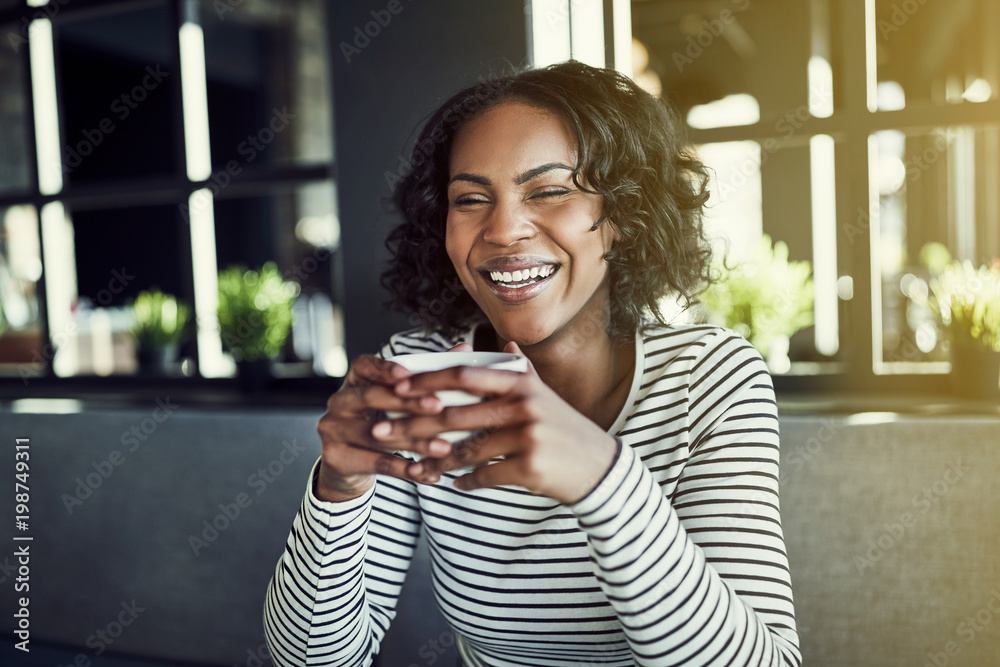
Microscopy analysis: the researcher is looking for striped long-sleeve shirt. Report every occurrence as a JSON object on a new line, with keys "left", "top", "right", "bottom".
{"left": 264, "top": 324, "right": 801, "bottom": 666}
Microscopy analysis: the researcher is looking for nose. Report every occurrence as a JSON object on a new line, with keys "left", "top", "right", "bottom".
{"left": 481, "top": 198, "right": 536, "bottom": 246}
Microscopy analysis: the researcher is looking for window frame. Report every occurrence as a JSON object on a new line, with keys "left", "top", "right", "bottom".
{"left": 683, "top": 0, "right": 1000, "bottom": 396}
{"left": 0, "top": 0, "right": 341, "bottom": 401}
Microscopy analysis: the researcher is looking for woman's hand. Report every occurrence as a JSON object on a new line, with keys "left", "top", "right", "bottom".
{"left": 369, "top": 342, "right": 619, "bottom": 505}
{"left": 314, "top": 344, "right": 471, "bottom": 502}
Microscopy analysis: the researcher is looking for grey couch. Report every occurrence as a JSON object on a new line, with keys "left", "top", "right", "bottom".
{"left": 1, "top": 403, "right": 997, "bottom": 666}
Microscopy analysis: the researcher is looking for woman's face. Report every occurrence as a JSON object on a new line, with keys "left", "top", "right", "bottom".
{"left": 445, "top": 101, "right": 618, "bottom": 346}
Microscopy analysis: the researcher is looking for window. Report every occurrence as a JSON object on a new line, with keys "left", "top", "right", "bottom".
{"left": 0, "top": 0, "right": 343, "bottom": 393}
{"left": 630, "top": 0, "right": 1000, "bottom": 393}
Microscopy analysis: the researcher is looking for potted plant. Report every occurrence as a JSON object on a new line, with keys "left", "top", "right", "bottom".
{"left": 919, "top": 246, "right": 1000, "bottom": 398}
{"left": 130, "top": 289, "right": 190, "bottom": 375}
{"left": 217, "top": 261, "right": 299, "bottom": 391}
{"left": 698, "top": 234, "right": 814, "bottom": 372}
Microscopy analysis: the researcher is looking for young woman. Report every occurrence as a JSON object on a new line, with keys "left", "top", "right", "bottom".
{"left": 264, "top": 61, "right": 801, "bottom": 667}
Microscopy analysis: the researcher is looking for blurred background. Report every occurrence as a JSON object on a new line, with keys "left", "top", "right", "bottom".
{"left": 2, "top": 0, "right": 1000, "bottom": 398}
{"left": 0, "top": 1, "right": 997, "bottom": 666}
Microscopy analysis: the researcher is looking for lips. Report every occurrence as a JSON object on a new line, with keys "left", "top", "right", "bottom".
{"left": 475, "top": 255, "right": 561, "bottom": 303}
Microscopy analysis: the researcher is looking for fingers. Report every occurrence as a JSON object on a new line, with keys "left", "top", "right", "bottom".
{"left": 324, "top": 446, "right": 418, "bottom": 482}
{"left": 335, "top": 381, "right": 444, "bottom": 417}
{"left": 319, "top": 412, "right": 453, "bottom": 458}
{"left": 331, "top": 354, "right": 442, "bottom": 416}
{"left": 392, "top": 365, "right": 526, "bottom": 400}
{"left": 370, "top": 397, "right": 517, "bottom": 443}
{"left": 319, "top": 349, "right": 496, "bottom": 495}
{"left": 345, "top": 354, "right": 410, "bottom": 388}
{"left": 323, "top": 344, "right": 523, "bottom": 490}
{"left": 453, "top": 459, "right": 521, "bottom": 492}
{"left": 417, "top": 431, "right": 510, "bottom": 477}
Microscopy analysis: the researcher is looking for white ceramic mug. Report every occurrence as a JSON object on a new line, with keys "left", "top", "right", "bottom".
{"left": 384, "top": 351, "right": 528, "bottom": 443}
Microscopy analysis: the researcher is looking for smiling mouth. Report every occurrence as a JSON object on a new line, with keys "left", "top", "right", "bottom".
{"left": 484, "top": 264, "right": 559, "bottom": 289}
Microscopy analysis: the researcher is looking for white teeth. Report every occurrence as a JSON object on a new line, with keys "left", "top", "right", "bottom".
{"left": 487, "top": 264, "right": 557, "bottom": 286}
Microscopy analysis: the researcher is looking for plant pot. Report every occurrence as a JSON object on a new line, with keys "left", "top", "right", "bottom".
{"left": 235, "top": 358, "right": 273, "bottom": 394}
{"left": 136, "top": 346, "right": 178, "bottom": 376}
{"left": 949, "top": 344, "right": 1000, "bottom": 399}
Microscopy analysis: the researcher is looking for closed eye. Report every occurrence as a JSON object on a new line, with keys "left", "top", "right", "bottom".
{"left": 529, "top": 188, "right": 572, "bottom": 200}
{"left": 453, "top": 195, "right": 490, "bottom": 206}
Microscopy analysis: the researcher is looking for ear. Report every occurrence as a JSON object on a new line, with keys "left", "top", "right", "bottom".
{"left": 602, "top": 219, "right": 621, "bottom": 249}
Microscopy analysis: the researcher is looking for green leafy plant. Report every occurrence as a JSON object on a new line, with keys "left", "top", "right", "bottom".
{"left": 217, "top": 261, "right": 299, "bottom": 363}
{"left": 919, "top": 244, "right": 1000, "bottom": 352}
{"left": 130, "top": 289, "right": 190, "bottom": 350}
{"left": 699, "top": 234, "right": 814, "bottom": 356}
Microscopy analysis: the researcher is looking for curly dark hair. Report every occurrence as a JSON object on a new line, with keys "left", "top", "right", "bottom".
{"left": 382, "top": 60, "right": 712, "bottom": 342}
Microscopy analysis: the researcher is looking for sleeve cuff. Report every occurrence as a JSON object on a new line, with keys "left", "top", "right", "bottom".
{"left": 569, "top": 437, "right": 633, "bottom": 517}
{"left": 305, "top": 456, "right": 377, "bottom": 517}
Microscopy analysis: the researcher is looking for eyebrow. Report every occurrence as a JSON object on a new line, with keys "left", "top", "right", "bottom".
{"left": 448, "top": 162, "right": 574, "bottom": 187}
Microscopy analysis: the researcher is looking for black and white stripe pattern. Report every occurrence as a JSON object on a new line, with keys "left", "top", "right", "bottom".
{"left": 264, "top": 324, "right": 801, "bottom": 666}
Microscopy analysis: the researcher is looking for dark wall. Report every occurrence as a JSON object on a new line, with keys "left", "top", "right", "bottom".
{"left": 327, "top": 0, "right": 529, "bottom": 359}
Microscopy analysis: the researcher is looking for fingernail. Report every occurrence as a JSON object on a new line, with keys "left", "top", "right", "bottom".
{"left": 372, "top": 421, "right": 391, "bottom": 437}
{"left": 395, "top": 379, "right": 411, "bottom": 394}
{"left": 390, "top": 364, "right": 409, "bottom": 378}
{"left": 410, "top": 462, "right": 424, "bottom": 476}
{"left": 429, "top": 439, "right": 450, "bottom": 455}
{"left": 420, "top": 396, "right": 440, "bottom": 410}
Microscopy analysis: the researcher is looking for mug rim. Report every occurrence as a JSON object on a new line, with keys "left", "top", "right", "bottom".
{"left": 385, "top": 351, "right": 526, "bottom": 372}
